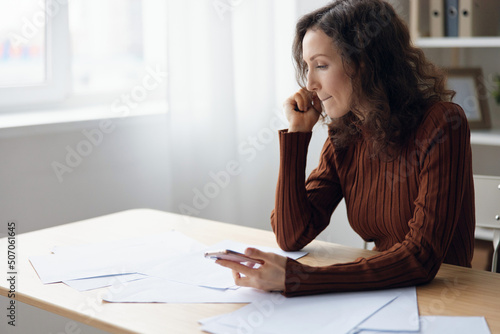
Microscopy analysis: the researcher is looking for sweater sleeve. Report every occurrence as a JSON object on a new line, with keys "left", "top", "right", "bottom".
{"left": 270, "top": 129, "right": 344, "bottom": 251}
{"left": 282, "top": 103, "right": 474, "bottom": 297}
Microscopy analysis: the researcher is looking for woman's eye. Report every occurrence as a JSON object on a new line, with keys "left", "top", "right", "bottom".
{"left": 304, "top": 65, "right": 327, "bottom": 73}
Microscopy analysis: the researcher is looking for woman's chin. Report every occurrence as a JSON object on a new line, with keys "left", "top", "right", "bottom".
{"left": 325, "top": 108, "right": 350, "bottom": 119}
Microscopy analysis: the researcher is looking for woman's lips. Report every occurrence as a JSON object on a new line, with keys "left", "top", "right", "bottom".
{"left": 321, "top": 96, "right": 332, "bottom": 102}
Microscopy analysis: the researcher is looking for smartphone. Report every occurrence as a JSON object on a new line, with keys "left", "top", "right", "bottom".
{"left": 204, "top": 249, "right": 264, "bottom": 265}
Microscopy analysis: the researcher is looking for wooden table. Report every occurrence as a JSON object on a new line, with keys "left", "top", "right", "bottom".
{"left": 1, "top": 209, "right": 499, "bottom": 333}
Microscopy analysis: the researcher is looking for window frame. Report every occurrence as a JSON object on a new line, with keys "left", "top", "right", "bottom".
{"left": 0, "top": 0, "right": 70, "bottom": 110}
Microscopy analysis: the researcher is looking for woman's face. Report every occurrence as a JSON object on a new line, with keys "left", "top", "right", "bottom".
{"left": 302, "top": 28, "right": 353, "bottom": 119}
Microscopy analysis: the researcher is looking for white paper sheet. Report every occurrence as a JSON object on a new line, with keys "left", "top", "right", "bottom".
{"left": 199, "top": 315, "right": 238, "bottom": 334}
{"left": 142, "top": 240, "right": 308, "bottom": 290}
{"left": 357, "top": 316, "right": 491, "bottom": 334}
{"left": 355, "top": 287, "right": 419, "bottom": 332}
{"left": 200, "top": 289, "right": 400, "bottom": 334}
{"left": 29, "top": 231, "right": 206, "bottom": 284}
{"left": 63, "top": 273, "right": 147, "bottom": 291}
{"left": 103, "top": 276, "right": 279, "bottom": 304}
{"left": 141, "top": 251, "right": 236, "bottom": 289}
{"left": 50, "top": 230, "right": 205, "bottom": 255}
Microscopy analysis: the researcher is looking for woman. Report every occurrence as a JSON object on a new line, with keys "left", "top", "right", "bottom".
{"left": 216, "top": 0, "right": 474, "bottom": 296}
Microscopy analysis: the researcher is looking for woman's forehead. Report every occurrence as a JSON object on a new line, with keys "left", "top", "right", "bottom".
{"left": 302, "top": 29, "right": 339, "bottom": 61}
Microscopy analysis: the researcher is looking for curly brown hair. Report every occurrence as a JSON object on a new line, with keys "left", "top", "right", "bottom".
{"left": 292, "top": 0, "right": 454, "bottom": 158}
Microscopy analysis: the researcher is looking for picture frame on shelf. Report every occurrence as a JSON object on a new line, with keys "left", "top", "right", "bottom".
{"left": 444, "top": 67, "right": 491, "bottom": 129}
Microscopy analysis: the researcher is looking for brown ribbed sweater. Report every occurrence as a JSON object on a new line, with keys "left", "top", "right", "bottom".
{"left": 271, "top": 102, "right": 475, "bottom": 297}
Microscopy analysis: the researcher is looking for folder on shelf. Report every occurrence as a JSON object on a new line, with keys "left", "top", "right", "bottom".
{"left": 459, "top": 0, "right": 500, "bottom": 37}
{"left": 409, "top": 0, "right": 419, "bottom": 40}
{"left": 429, "top": 0, "right": 445, "bottom": 37}
{"left": 445, "top": 0, "right": 459, "bottom": 37}
{"left": 409, "top": 0, "right": 430, "bottom": 40}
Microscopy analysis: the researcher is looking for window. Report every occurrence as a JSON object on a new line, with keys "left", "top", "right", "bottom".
{"left": 0, "top": 0, "right": 167, "bottom": 113}
{"left": 0, "top": 0, "right": 70, "bottom": 108}
{"left": 0, "top": 2, "right": 46, "bottom": 87}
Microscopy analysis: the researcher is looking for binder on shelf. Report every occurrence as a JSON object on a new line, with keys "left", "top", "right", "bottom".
{"left": 429, "top": 0, "right": 445, "bottom": 37}
{"left": 459, "top": 0, "right": 500, "bottom": 37}
{"left": 409, "top": 0, "right": 430, "bottom": 40}
{"left": 409, "top": 0, "right": 420, "bottom": 40}
{"left": 445, "top": 0, "right": 459, "bottom": 37}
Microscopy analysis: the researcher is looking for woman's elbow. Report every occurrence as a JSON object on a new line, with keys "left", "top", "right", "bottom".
{"left": 413, "top": 265, "right": 440, "bottom": 286}
{"left": 276, "top": 236, "right": 304, "bottom": 252}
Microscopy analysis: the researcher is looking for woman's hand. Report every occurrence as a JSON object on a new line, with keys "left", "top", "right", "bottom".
{"left": 215, "top": 248, "right": 287, "bottom": 292}
{"left": 283, "top": 88, "right": 322, "bottom": 133}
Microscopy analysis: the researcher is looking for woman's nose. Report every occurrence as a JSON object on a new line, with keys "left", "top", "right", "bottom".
{"left": 306, "top": 72, "right": 319, "bottom": 91}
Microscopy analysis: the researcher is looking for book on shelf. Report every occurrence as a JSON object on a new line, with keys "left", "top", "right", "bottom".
{"left": 459, "top": 0, "right": 500, "bottom": 37}
{"left": 409, "top": 0, "right": 430, "bottom": 40}
{"left": 429, "top": 0, "right": 445, "bottom": 37}
{"left": 445, "top": 0, "right": 459, "bottom": 37}
{"left": 410, "top": 0, "right": 500, "bottom": 39}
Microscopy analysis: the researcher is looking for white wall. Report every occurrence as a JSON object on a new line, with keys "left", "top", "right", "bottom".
{"left": 0, "top": 110, "right": 360, "bottom": 251}
{"left": 0, "top": 114, "right": 172, "bottom": 235}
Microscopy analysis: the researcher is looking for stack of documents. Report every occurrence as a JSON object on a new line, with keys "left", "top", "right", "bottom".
{"left": 28, "top": 231, "right": 307, "bottom": 303}
{"left": 29, "top": 230, "right": 206, "bottom": 290}
{"left": 101, "top": 239, "right": 308, "bottom": 303}
{"left": 200, "top": 287, "right": 418, "bottom": 334}
{"left": 199, "top": 287, "right": 491, "bottom": 334}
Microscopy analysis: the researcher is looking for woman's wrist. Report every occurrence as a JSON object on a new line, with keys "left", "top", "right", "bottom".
{"left": 288, "top": 125, "right": 313, "bottom": 133}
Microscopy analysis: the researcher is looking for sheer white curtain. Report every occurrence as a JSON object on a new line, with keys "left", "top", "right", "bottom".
{"left": 165, "top": 0, "right": 330, "bottom": 229}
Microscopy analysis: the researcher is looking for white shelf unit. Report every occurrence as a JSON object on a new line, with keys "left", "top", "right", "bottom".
{"left": 415, "top": 37, "right": 500, "bottom": 48}
{"left": 402, "top": 1, "right": 500, "bottom": 267}
{"left": 471, "top": 129, "right": 500, "bottom": 146}
{"left": 402, "top": 0, "right": 500, "bottom": 147}
{"left": 417, "top": 35, "right": 500, "bottom": 146}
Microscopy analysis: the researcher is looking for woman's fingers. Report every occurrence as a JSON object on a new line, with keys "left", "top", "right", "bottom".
{"left": 311, "top": 92, "right": 322, "bottom": 113}
{"left": 293, "top": 92, "right": 306, "bottom": 111}
{"left": 232, "top": 270, "right": 254, "bottom": 288}
{"left": 295, "top": 88, "right": 314, "bottom": 112}
{"left": 244, "top": 247, "right": 273, "bottom": 261}
{"left": 215, "top": 259, "right": 256, "bottom": 276}
{"left": 284, "top": 88, "right": 318, "bottom": 113}
{"left": 220, "top": 260, "right": 260, "bottom": 288}
{"left": 216, "top": 248, "right": 287, "bottom": 292}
